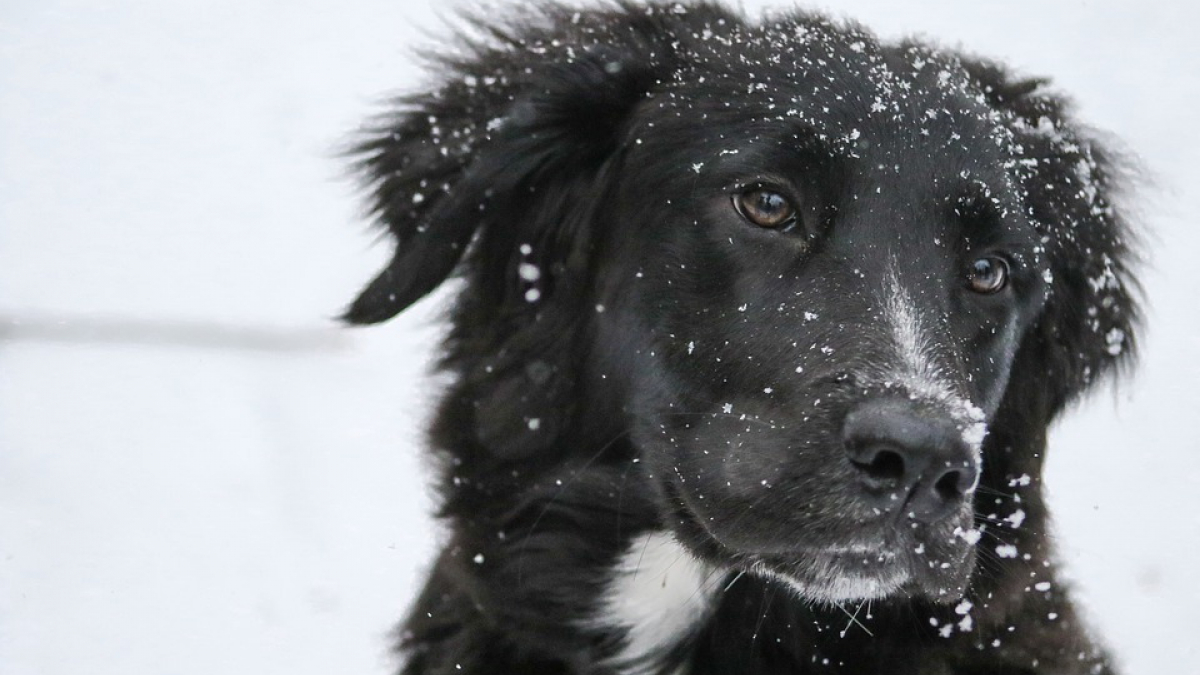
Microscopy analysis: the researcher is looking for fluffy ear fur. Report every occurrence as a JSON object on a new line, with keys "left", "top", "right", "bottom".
{"left": 343, "top": 4, "right": 714, "bottom": 457}
{"left": 964, "top": 60, "right": 1140, "bottom": 427}
{"left": 343, "top": 6, "right": 679, "bottom": 325}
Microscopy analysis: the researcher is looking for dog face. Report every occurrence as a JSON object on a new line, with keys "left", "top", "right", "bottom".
{"left": 345, "top": 5, "right": 1136, "bottom": 608}
{"left": 581, "top": 35, "right": 1059, "bottom": 603}
{"left": 587, "top": 63, "right": 1031, "bottom": 604}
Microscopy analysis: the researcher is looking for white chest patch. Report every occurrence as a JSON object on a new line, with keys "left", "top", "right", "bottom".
{"left": 591, "top": 531, "right": 720, "bottom": 675}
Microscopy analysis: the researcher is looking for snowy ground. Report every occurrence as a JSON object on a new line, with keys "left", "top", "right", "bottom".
{"left": 1, "top": 1, "right": 1197, "bottom": 673}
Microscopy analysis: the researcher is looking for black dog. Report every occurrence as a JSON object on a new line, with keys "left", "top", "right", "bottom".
{"left": 344, "top": 2, "right": 1138, "bottom": 673}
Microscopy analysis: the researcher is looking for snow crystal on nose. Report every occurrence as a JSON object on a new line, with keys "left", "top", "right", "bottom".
{"left": 958, "top": 402, "right": 988, "bottom": 466}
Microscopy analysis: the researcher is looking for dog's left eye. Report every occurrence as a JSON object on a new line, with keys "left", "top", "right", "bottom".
{"left": 967, "top": 256, "right": 1010, "bottom": 294}
{"left": 733, "top": 189, "right": 797, "bottom": 229}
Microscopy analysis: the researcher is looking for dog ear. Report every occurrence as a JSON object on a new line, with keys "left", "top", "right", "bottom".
{"left": 966, "top": 61, "right": 1141, "bottom": 422}
{"left": 342, "top": 10, "right": 674, "bottom": 325}
{"left": 342, "top": 6, "right": 698, "bottom": 458}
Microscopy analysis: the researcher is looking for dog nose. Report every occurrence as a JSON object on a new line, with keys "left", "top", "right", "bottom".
{"left": 842, "top": 399, "right": 979, "bottom": 523}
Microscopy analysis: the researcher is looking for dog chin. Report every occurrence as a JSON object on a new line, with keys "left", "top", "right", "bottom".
{"left": 746, "top": 545, "right": 974, "bottom": 605}
{"left": 748, "top": 555, "right": 909, "bottom": 604}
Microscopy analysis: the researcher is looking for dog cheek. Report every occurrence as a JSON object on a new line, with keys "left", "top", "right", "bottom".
{"left": 960, "top": 314, "right": 1024, "bottom": 416}
{"left": 671, "top": 419, "right": 856, "bottom": 539}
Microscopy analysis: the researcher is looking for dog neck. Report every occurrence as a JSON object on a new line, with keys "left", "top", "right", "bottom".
{"left": 591, "top": 531, "right": 723, "bottom": 675}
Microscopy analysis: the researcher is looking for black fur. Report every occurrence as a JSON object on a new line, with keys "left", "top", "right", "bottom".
{"left": 344, "top": 2, "right": 1139, "bottom": 673}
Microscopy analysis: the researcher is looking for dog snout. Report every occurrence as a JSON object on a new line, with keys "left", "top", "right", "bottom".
{"left": 842, "top": 398, "right": 978, "bottom": 523}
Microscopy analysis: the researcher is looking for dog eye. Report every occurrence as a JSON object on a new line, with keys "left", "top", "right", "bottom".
{"left": 966, "top": 256, "right": 1010, "bottom": 294}
{"left": 733, "top": 189, "right": 796, "bottom": 229}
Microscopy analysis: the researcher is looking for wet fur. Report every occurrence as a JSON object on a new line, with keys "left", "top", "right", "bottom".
{"left": 343, "top": 2, "right": 1139, "bottom": 673}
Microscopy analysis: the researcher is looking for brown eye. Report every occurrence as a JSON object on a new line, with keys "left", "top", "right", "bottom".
{"left": 734, "top": 189, "right": 796, "bottom": 229}
{"left": 967, "top": 256, "right": 1010, "bottom": 294}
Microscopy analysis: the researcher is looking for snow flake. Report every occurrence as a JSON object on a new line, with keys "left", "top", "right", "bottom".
{"left": 518, "top": 262, "right": 541, "bottom": 282}
{"left": 1104, "top": 327, "right": 1126, "bottom": 356}
{"left": 954, "top": 527, "right": 982, "bottom": 545}
{"left": 1008, "top": 474, "right": 1032, "bottom": 488}
{"left": 1003, "top": 509, "right": 1026, "bottom": 529}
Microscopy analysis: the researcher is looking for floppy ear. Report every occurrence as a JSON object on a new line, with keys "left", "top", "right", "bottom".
{"left": 342, "top": 9, "right": 675, "bottom": 325}
{"left": 343, "top": 6, "right": 697, "bottom": 458}
{"left": 966, "top": 61, "right": 1140, "bottom": 425}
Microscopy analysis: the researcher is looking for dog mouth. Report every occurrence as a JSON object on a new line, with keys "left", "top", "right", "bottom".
{"left": 663, "top": 478, "right": 975, "bottom": 603}
{"left": 745, "top": 534, "right": 973, "bottom": 604}
{"left": 749, "top": 548, "right": 910, "bottom": 603}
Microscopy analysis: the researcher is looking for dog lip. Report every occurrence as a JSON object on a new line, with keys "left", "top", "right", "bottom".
{"left": 757, "top": 542, "right": 900, "bottom": 567}
{"left": 747, "top": 550, "right": 912, "bottom": 603}
{"left": 661, "top": 475, "right": 975, "bottom": 599}
{"left": 813, "top": 543, "right": 895, "bottom": 556}
{"left": 666, "top": 489, "right": 974, "bottom": 603}
{"left": 665, "top": 481, "right": 942, "bottom": 560}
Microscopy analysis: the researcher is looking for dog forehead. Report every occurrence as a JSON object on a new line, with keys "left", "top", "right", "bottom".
{"left": 639, "top": 79, "right": 1013, "bottom": 209}
{"left": 653, "top": 29, "right": 1003, "bottom": 152}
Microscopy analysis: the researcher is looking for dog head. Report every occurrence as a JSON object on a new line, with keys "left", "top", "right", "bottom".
{"left": 345, "top": 3, "right": 1137, "bottom": 605}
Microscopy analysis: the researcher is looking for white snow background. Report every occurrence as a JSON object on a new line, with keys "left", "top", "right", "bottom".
{"left": 1, "top": 1, "right": 1197, "bottom": 673}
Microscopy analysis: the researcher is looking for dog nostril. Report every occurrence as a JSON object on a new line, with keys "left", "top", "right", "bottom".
{"left": 852, "top": 447, "right": 906, "bottom": 486}
{"left": 934, "top": 468, "right": 966, "bottom": 501}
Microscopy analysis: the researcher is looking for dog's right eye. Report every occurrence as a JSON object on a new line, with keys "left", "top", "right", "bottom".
{"left": 733, "top": 189, "right": 797, "bottom": 229}
{"left": 966, "top": 256, "right": 1010, "bottom": 294}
